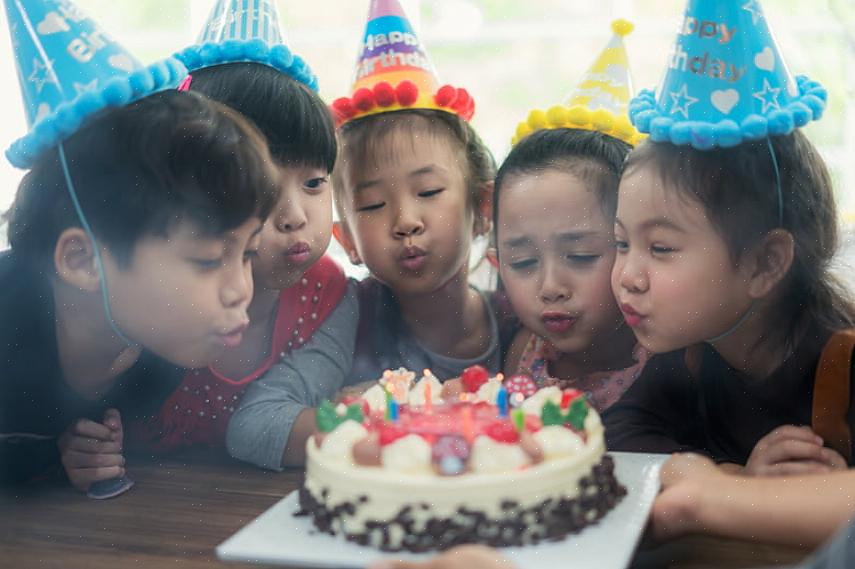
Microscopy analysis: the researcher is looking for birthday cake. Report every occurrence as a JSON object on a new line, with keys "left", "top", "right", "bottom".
{"left": 298, "top": 367, "right": 625, "bottom": 552}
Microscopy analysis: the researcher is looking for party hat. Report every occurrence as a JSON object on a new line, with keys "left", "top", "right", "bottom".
{"left": 628, "top": 0, "right": 826, "bottom": 150}
{"left": 175, "top": 0, "right": 317, "bottom": 92}
{"left": 512, "top": 19, "right": 644, "bottom": 147}
{"left": 4, "top": 0, "right": 186, "bottom": 169}
{"left": 331, "top": 0, "right": 474, "bottom": 128}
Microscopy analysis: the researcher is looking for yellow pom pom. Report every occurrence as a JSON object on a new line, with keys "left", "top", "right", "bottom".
{"left": 590, "top": 109, "right": 616, "bottom": 132}
{"left": 546, "top": 105, "right": 568, "bottom": 128}
{"left": 527, "top": 109, "right": 548, "bottom": 130}
{"left": 611, "top": 19, "right": 634, "bottom": 37}
{"left": 514, "top": 121, "right": 532, "bottom": 144}
{"left": 612, "top": 116, "right": 636, "bottom": 141}
{"left": 566, "top": 106, "right": 590, "bottom": 127}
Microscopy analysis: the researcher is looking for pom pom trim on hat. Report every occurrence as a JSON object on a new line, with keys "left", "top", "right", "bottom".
{"left": 6, "top": 57, "right": 187, "bottom": 170}
{"left": 174, "top": 39, "right": 318, "bottom": 92}
{"left": 511, "top": 104, "right": 646, "bottom": 147}
{"left": 331, "top": 81, "right": 476, "bottom": 128}
{"left": 628, "top": 75, "right": 827, "bottom": 150}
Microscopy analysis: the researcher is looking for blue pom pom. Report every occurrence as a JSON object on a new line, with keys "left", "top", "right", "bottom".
{"left": 102, "top": 79, "right": 134, "bottom": 106}
{"left": 176, "top": 47, "right": 203, "bottom": 70}
{"left": 199, "top": 43, "right": 222, "bottom": 63}
{"left": 688, "top": 123, "right": 715, "bottom": 150}
{"left": 649, "top": 117, "right": 674, "bottom": 141}
{"left": 714, "top": 120, "right": 742, "bottom": 147}
{"left": 244, "top": 39, "right": 268, "bottom": 61}
{"left": 741, "top": 114, "right": 768, "bottom": 139}
{"left": 767, "top": 110, "right": 795, "bottom": 136}
{"left": 788, "top": 102, "right": 811, "bottom": 127}
{"left": 221, "top": 39, "right": 246, "bottom": 59}
{"left": 270, "top": 45, "right": 294, "bottom": 69}
{"left": 632, "top": 109, "right": 655, "bottom": 132}
{"left": 669, "top": 123, "right": 692, "bottom": 146}
{"left": 75, "top": 91, "right": 102, "bottom": 118}
{"left": 129, "top": 69, "right": 156, "bottom": 94}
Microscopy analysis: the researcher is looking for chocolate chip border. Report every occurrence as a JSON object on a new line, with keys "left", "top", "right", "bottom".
{"left": 296, "top": 454, "right": 626, "bottom": 552}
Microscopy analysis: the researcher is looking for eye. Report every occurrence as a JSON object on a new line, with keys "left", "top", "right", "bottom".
{"left": 243, "top": 248, "right": 259, "bottom": 264}
{"left": 566, "top": 254, "right": 600, "bottom": 265}
{"left": 356, "top": 201, "right": 385, "bottom": 213}
{"left": 418, "top": 188, "right": 444, "bottom": 198}
{"left": 508, "top": 258, "right": 537, "bottom": 271}
{"left": 614, "top": 240, "right": 629, "bottom": 253}
{"left": 304, "top": 177, "right": 329, "bottom": 192}
{"left": 192, "top": 257, "right": 223, "bottom": 270}
{"left": 651, "top": 244, "right": 676, "bottom": 255}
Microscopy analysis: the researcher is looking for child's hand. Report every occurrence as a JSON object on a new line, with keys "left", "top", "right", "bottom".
{"left": 367, "top": 545, "right": 516, "bottom": 569}
{"left": 650, "top": 453, "right": 722, "bottom": 541}
{"left": 334, "top": 381, "right": 376, "bottom": 404}
{"left": 57, "top": 409, "right": 125, "bottom": 492}
{"left": 745, "top": 425, "right": 844, "bottom": 476}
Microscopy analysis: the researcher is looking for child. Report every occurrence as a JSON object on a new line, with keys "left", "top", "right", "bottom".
{"left": 125, "top": 1, "right": 352, "bottom": 464}
{"left": 0, "top": 0, "right": 277, "bottom": 490}
{"left": 330, "top": 0, "right": 498, "bottom": 384}
{"left": 604, "top": 0, "right": 855, "bottom": 472}
{"left": 491, "top": 21, "right": 647, "bottom": 412}
{"left": 216, "top": 0, "right": 498, "bottom": 469}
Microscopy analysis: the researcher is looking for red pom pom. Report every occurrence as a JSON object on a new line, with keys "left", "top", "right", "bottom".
{"left": 461, "top": 365, "right": 490, "bottom": 393}
{"left": 453, "top": 88, "right": 471, "bottom": 111}
{"left": 331, "top": 97, "right": 356, "bottom": 119}
{"left": 435, "top": 84, "right": 457, "bottom": 107}
{"left": 461, "top": 98, "right": 476, "bottom": 121}
{"left": 378, "top": 423, "right": 408, "bottom": 446}
{"left": 395, "top": 80, "right": 419, "bottom": 106}
{"left": 484, "top": 420, "right": 520, "bottom": 444}
{"left": 373, "top": 82, "right": 396, "bottom": 107}
{"left": 352, "top": 88, "right": 376, "bottom": 112}
{"left": 504, "top": 375, "right": 537, "bottom": 398}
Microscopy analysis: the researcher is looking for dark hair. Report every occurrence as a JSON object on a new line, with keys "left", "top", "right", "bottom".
{"left": 494, "top": 128, "right": 632, "bottom": 234}
{"left": 189, "top": 62, "right": 336, "bottom": 172}
{"left": 332, "top": 109, "right": 495, "bottom": 221}
{"left": 6, "top": 89, "right": 279, "bottom": 268}
{"left": 624, "top": 131, "right": 855, "bottom": 337}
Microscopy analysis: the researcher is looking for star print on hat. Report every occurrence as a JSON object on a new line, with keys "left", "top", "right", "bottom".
{"left": 174, "top": 0, "right": 317, "bottom": 91}
{"left": 513, "top": 19, "right": 644, "bottom": 147}
{"left": 331, "top": 0, "right": 475, "bottom": 128}
{"left": 4, "top": 0, "right": 186, "bottom": 168}
{"left": 628, "top": 0, "right": 826, "bottom": 150}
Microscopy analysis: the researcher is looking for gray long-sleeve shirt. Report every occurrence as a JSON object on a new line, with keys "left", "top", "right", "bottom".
{"left": 225, "top": 278, "right": 500, "bottom": 471}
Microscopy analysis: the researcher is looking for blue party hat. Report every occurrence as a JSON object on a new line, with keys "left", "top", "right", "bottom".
{"left": 4, "top": 0, "right": 187, "bottom": 168}
{"left": 628, "top": 0, "right": 827, "bottom": 150}
{"left": 175, "top": 0, "right": 317, "bottom": 92}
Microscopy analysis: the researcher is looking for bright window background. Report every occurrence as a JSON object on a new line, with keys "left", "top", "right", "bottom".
{"left": 1, "top": 1, "right": 853, "bottom": 284}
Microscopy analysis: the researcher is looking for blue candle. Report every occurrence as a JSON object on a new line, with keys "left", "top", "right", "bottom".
{"left": 497, "top": 386, "right": 509, "bottom": 418}
{"left": 389, "top": 399, "right": 400, "bottom": 422}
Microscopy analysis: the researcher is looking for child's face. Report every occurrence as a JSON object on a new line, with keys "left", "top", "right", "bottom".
{"left": 253, "top": 164, "right": 332, "bottom": 291}
{"left": 101, "top": 217, "right": 262, "bottom": 368}
{"left": 612, "top": 164, "right": 753, "bottom": 353}
{"left": 340, "top": 131, "right": 475, "bottom": 296}
{"left": 497, "top": 169, "right": 624, "bottom": 355}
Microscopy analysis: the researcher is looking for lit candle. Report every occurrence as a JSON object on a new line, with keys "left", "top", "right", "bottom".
{"left": 462, "top": 405, "right": 475, "bottom": 442}
{"left": 424, "top": 380, "right": 433, "bottom": 413}
{"left": 385, "top": 382, "right": 395, "bottom": 421}
{"left": 496, "top": 386, "right": 509, "bottom": 418}
{"left": 389, "top": 399, "right": 400, "bottom": 422}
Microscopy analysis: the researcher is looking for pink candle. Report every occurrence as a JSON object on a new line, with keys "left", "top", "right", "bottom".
{"left": 425, "top": 381, "right": 433, "bottom": 413}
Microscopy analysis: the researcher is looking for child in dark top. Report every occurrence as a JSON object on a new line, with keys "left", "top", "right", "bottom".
{"left": 0, "top": 91, "right": 279, "bottom": 488}
{"left": 604, "top": 130, "right": 855, "bottom": 473}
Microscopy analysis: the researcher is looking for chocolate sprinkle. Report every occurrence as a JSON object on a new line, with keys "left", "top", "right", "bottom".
{"left": 298, "top": 455, "right": 626, "bottom": 552}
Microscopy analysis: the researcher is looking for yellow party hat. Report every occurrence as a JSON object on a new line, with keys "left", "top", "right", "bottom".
{"left": 512, "top": 19, "right": 644, "bottom": 146}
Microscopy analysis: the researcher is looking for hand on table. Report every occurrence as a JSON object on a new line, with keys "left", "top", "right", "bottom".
{"left": 650, "top": 452, "right": 724, "bottom": 541}
{"left": 58, "top": 408, "right": 125, "bottom": 492}
{"left": 367, "top": 545, "right": 516, "bottom": 569}
{"left": 745, "top": 425, "right": 847, "bottom": 476}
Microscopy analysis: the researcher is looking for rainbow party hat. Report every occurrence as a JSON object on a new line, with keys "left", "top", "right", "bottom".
{"left": 628, "top": 0, "right": 826, "bottom": 150}
{"left": 175, "top": 0, "right": 316, "bottom": 91}
{"left": 4, "top": 0, "right": 186, "bottom": 169}
{"left": 512, "top": 19, "right": 644, "bottom": 147}
{"left": 331, "top": 0, "right": 474, "bottom": 128}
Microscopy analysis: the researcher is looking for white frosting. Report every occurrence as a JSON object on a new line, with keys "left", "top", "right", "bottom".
{"left": 361, "top": 385, "right": 388, "bottom": 414}
{"left": 469, "top": 436, "right": 531, "bottom": 473}
{"left": 521, "top": 386, "right": 562, "bottom": 415}
{"left": 381, "top": 434, "right": 433, "bottom": 474}
{"left": 319, "top": 421, "right": 368, "bottom": 464}
{"left": 532, "top": 425, "right": 584, "bottom": 459}
{"left": 408, "top": 376, "right": 444, "bottom": 407}
{"left": 474, "top": 378, "right": 503, "bottom": 404}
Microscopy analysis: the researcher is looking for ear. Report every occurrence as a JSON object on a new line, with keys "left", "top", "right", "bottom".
{"left": 54, "top": 227, "right": 101, "bottom": 292}
{"left": 485, "top": 247, "right": 499, "bottom": 269}
{"left": 744, "top": 229, "right": 795, "bottom": 299}
{"left": 473, "top": 180, "right": 494, "bottom": 237}
{"left": 332, "top": 221, "right": 362, "bottom": 265}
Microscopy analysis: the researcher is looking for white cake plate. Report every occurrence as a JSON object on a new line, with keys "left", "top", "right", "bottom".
{"left": 217, "top": 452, "right": 669, "bottom": 569}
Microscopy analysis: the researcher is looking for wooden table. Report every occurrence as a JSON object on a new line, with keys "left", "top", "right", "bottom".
{"left": 0, "top": 451, "right": 811, "bottom": 569}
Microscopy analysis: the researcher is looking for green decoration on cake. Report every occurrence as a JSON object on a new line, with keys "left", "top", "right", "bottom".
{"left": 541, "top": 401, "right": 565, "bottom": 427}
{"left": 540, "top": 397, "right": 590, "bottom": 429}
{"left": 317, "top": 401, "right": 366, "bottom": 433}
